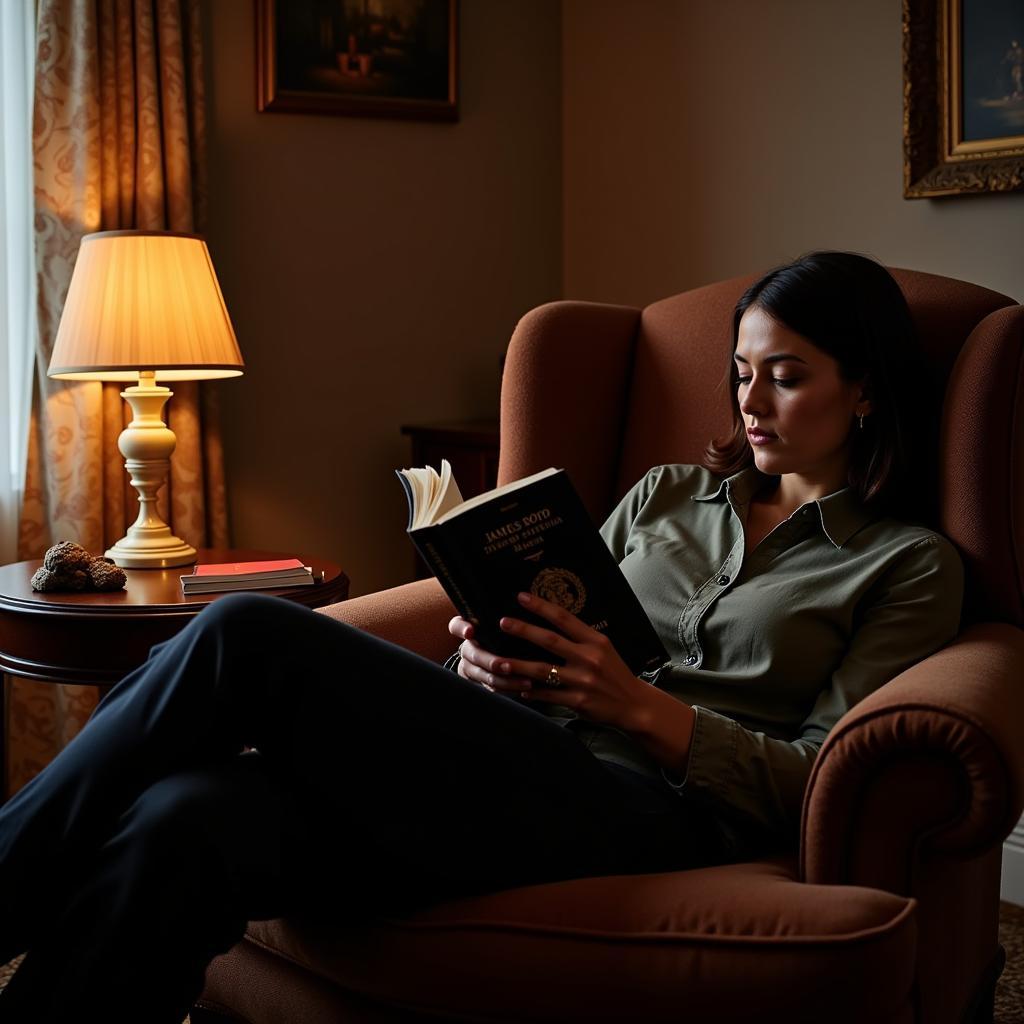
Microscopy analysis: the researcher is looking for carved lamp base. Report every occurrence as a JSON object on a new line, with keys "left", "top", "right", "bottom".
{"left": 106, "top": 372, "right": 198, "bottom": 570}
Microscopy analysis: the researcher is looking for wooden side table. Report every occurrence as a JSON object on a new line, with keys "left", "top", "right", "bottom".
{"left": 400, "top": 419, "right": 500, "bottom": 580}
{"left": 0, "top": 548, "right": 349, "bottom": 800}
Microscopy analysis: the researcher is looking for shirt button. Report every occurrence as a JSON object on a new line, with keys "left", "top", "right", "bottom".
{"left": 717, "top": 574, "right": 730, "bottom": 585}
{"left": 683, "top": 655, "right": 698, "bottom": 666}
{"left": 802, "top": 508, "right": 812, "bottom": 517}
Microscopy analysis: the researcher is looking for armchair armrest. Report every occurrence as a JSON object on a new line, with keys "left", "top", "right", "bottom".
{"left": 800, "top": 622, "right": 1024, "bottom": 892}
{"left": 316, "top": 578, "right": 456, "bottom": 664}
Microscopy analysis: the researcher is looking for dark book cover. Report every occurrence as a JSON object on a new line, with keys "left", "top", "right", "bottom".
{"left": 398, "top": 469, "right": 668, "bottom": 676}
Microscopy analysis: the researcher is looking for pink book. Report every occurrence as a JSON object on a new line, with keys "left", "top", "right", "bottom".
{"left": 180, "top": 560, "right": 314, "bottom": 590}
{"left": 194, "top": 559, "right": 305, "bottom": 578}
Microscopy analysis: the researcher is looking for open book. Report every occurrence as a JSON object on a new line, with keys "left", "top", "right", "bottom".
{"left": 395, "top": 460, "right": 667, "bottom": 676}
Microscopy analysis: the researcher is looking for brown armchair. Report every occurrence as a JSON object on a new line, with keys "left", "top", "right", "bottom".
{"left": 196, "top": 268, "right": 1024, "bottom": 1024}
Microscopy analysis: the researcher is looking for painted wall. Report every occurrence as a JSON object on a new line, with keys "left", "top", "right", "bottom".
{"left": 562, "top": 0, "right": 1024, "bottom": 308}
{"left": 202, "top": 0, "right": 562, "bottom": 596}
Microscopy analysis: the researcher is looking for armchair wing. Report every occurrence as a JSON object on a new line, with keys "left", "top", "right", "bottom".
{"left": 498, "top": 300, "right": 640, "bottom": 519}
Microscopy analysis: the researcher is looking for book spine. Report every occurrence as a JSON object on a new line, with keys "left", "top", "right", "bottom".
{"left": 421, "top": 536, "right": 480, "bottom": 623}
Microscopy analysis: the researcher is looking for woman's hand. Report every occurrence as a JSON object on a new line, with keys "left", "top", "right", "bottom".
{"left": 447, "top": 615, "right": 506, "bottom": 693}
{"left": 449, "top": 592, "right": 650, "bottom": 732}
{"left": 448, "top": 594, "right": 697, "bottom": 774}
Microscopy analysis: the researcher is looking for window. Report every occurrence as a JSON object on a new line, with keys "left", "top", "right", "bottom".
{"left": 0, "top": 1, "right": 36, "bottom": 563}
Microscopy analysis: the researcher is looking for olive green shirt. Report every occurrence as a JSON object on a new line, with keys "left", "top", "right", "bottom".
{"left": 447, "top": 464, "right": 964, "bottom": 849}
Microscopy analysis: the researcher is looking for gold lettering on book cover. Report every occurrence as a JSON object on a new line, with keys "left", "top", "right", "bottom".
{"left": 531, "top": 568, "right": 586, "bottom": 615}
{"left": 482, "top": 509, "right": 563, "bottom": 556}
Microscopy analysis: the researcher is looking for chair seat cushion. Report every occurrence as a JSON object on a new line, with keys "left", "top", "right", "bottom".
{"left": 204, "top": 858, "right": 916, "bottom": 1023}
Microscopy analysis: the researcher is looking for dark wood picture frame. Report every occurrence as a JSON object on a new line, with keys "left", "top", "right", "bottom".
{"left": 256, "top": 0, "right": 458, "bottom": 121}
{"left": 903, "top": 0, "right": 1024, "bottom": 197}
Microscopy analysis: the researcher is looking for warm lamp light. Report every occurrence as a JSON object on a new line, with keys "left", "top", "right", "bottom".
{"left": 48, "top": 230, "right": 244, "bottom": 569}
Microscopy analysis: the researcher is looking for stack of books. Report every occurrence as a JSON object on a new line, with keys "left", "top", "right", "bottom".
{"left": 180, "top": 558, "right": 316, "bottom": 595}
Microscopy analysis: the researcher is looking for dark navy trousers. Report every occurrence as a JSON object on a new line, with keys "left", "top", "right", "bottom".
{"left": 0, "top": 593, "right": 711, "bottom": 1023}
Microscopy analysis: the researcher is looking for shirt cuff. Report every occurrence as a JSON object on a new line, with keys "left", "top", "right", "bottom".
{"left": 660, "top": 704, "right": 739, "bottom": 796}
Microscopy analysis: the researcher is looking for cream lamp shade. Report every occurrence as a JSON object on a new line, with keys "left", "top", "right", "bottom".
{"left": 47, "top": 230, "right": 245, "bottom": 569}
{"left": 49, "top": 230, "right": 243, "bottom": 381}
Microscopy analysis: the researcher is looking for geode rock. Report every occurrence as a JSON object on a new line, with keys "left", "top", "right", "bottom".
{"left": 32, "top": 542, "right": 128, "bottom": 593}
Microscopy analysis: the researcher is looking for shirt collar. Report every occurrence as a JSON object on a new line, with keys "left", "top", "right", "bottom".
{"left": 693, "top": 466, "right": 872, "bottom": 548}
{"left": 693, "top": 465, "right": 761, "bottom": 508}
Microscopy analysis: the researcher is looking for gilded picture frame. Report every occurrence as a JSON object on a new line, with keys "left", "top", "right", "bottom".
{"left": 903, "top": 0, "right": 1024, "bottom": 197}
{"left": 256, "top": 0, "right": 458, "bottom": 122}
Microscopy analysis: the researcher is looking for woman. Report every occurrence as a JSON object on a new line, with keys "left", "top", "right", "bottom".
{"left": 454, "top": 250, "right": 961, "bottom": 858}
{"left": 0, "top": 252, "right": 962, "bottom": 1023}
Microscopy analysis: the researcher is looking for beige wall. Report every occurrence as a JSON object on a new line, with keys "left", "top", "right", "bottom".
{"left": 563, "top": 0, "right": 1024, "bottom": 309}
{"left": 202, "top": 0, "right": 562, "bottom": 597}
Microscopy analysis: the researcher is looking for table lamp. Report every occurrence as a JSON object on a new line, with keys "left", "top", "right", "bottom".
{"left": 47, "top": 230, "right": 244, "bottom": 569}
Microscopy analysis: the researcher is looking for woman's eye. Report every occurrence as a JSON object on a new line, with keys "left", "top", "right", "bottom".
{"left": 733, "top": 376, "right": 799, "bottom": 388}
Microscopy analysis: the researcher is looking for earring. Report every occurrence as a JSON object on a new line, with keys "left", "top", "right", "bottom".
{"left": 858, "top": 414, "right": 865, "bottom": 430}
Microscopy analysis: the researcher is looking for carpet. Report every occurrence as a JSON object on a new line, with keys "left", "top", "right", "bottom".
{"left": 1, "top": 902, "right": 1023, "bottom": 1021}
{"left": 1000, "top": 901, "right": 1024, "bottom": 1023}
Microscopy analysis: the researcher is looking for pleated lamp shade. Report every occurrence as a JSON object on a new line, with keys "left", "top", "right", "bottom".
{"left": 48, "top": 230, "right": 244, "bottom": 382}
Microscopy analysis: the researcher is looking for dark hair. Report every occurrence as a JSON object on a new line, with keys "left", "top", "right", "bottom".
{"left": 703, "top": 251, "right": 930, "bottom": 517}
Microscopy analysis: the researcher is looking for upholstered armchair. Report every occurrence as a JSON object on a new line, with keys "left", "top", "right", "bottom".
{"left": 196, "top": 268, "right": 1024, "bottom": 1024}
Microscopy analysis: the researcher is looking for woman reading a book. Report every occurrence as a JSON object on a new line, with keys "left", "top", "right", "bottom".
{"left": 0, "top": 252, "right": 962, "bottom": 1023}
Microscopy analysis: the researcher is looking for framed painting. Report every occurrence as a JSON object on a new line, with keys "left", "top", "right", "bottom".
{"left": 256, "top": 0, "right": 458, "bottom": 121}
{"left": 903, "top": 0, "right": 1024, "bottom": 197}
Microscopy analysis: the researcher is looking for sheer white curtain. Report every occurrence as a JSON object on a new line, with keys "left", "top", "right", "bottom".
{"left": 0, "top": 1, "right": 36, "bottom": 564}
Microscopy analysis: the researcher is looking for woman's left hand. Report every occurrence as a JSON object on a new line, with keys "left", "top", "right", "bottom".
{"left": 489, "top": 591, "right": 650, "bottom": 731}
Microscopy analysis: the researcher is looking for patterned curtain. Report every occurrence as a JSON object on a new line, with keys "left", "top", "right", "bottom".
{"left": 6, "top": 0, "right": 230, "bottom": 796}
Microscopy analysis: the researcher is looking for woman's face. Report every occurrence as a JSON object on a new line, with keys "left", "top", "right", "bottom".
{"left": 734, "top": 306, "right": 871, "bottom": 496}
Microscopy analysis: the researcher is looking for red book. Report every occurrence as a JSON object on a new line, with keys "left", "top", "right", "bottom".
{"left": 194, "top": 558, "right": 306, "bottom": 579}
{"left": 180, "top": 558, "right": 314, "bottom": 593}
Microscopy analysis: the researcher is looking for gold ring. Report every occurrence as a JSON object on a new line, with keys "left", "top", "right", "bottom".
{"left": 545, "top": 665, "right": 561, "bottom": 688}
